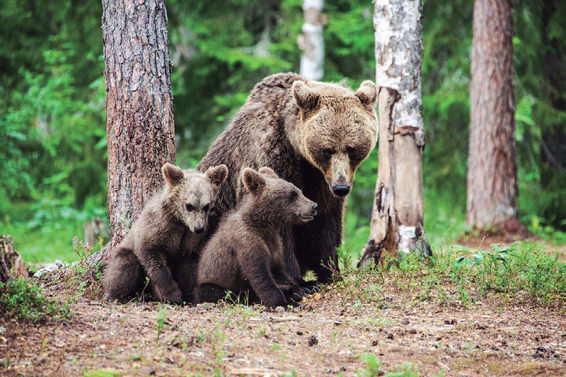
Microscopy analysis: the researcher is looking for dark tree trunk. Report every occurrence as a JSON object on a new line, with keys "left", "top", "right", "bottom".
{"left": 359, "top": 0, "right": 430, "bottom": 268}
{"left": 467, "top": 0, "right": 518, "bottom": 227}
{"left": 98, "top": 0, "right": 176, "bottom": 260}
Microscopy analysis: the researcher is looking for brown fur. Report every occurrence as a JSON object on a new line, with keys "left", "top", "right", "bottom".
{"left": 195, "top": 167, "right": 318, "bottom": 308}
{"left": 103, "top": 163, "right": 228, "bottom": 304}
{"left": 196, "top": 73, "right": 377, "bottom": 285}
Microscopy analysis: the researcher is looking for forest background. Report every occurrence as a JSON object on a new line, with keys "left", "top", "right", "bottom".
{"left": 1, "top": 0, "right": 565, "bottom": 265}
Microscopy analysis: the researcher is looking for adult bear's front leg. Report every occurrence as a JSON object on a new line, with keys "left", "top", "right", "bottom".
{"left": 292, "top": 201, "right": 343, "bottom": 285}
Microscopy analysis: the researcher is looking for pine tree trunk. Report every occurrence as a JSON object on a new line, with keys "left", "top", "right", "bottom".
{"left": 359, "top": 0, "right": 430, "bottom": 268}
{"left": 98, "top": 0, "right": 176, "bottom": 261}
{"left": 299, "top": 0, "right": 324, "bottom": 80}
{"left": 467, "top": 0, "right": 518, "bottom": 227}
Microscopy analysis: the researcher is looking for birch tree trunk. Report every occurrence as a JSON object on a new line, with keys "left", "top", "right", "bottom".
{"left": 359, "top": 0, "right": 430, "bottom": 267}
{"left": 467, "top": 0, "right": 518, "bottom": 228}
{"left": 97, "top": 0, "right": 176, "bottom": 261}
{"left": 298, "top": 0, "right": 324, "bottom": 81}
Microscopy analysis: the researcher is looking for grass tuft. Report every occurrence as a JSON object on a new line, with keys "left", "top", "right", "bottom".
{"left": 0, "top": 278, "right": 72, "bottom": 323}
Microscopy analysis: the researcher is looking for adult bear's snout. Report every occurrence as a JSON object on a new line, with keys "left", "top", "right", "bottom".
{"left": 332, "top": 185, "right": 351, "bottom": 196}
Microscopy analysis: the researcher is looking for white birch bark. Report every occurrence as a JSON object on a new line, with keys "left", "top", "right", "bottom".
{"left": 299, "top": 0, "right": 324, "bottom": 80}
{"left": 359, "top": 0, "right": 430, "bottom": 267}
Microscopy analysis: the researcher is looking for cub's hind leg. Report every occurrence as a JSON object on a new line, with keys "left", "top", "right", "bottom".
{"left": 103, "top": 247, "right": 146, "bottom": 302}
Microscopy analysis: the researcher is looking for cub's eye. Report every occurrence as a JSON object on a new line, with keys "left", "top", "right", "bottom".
{"left": 186, "top": 204, "right": 195, "bottom": 212}
{"left": 289, "top": 191, "right": 298, "bottom": 200}
{"left": 347, "top": 147, "right": 359, "bottom": 158}
{"left": 321, "top": 148, "right": 332, "bottom": 160}
{"left": 203, "top": 204, "right": 210, "bottom": 212}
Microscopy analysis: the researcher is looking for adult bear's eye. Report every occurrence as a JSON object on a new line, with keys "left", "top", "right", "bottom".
{"left": 186, "top": 204, "right": 195, "bottom": 212}
{"left": 321, "top": 148, "right": 332, "bottom": 160}
{"left": 347, "top": 146, "right": 359, "bottom": 158}
{"left": 289, "top": 191, "right": 298, "bottom": 200}
{"left": 202, "top": 204, "right": 210, "bottom": 212}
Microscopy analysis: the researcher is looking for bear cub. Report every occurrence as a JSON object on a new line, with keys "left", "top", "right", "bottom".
{"left": 195, "top": 167, "right": 318, "bottom": 308}
{"left": 103, "top": 162, "right": 228, "bottom": 304}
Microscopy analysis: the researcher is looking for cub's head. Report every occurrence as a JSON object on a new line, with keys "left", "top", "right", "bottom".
{"left": 162, "top": 163, "right": 228, "bottom": 234}
{"left": 242, "top": 167, "right": 318, "bottom": 226}
{"left": 292, "top": 80, "right": 378, "bottom": 197}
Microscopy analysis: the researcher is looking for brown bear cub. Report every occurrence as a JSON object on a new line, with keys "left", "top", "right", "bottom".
{"left": 196, "top": 73, "right": 378, "bottom": 286}
{"left": 103, "top": 163, "right": 228, "bottom": 304}
{"left": 195, "top": 167, "right": 318, "bottom": 308}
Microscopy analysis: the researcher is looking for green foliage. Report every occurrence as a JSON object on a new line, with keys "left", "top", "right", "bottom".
{"left": 357, "top": 354, "right": 421, "bottom": 377}
{"left": 402, "top": 242, "right": 565, "bottom": 306}
{"left": 0, "top": 279, "right": 72, "bottom": 323}
{"left": 448, "top": 243, "right": 566, "bottom": 303}
{"left": 357, "top": 353, "right": 382, "bottom": 377}
{"left": 0, "top": 0, "right": 106, "bottom": 263}
{"left": 73, "top": 237, "right": 94, "bottom": 260}
{"left": 155, "top": 305, "right": 168, "bottom": 341}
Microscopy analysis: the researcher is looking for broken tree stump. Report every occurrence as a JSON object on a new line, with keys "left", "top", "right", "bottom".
{"left": 0, "top": 235, "right": 29, "bottom": 282}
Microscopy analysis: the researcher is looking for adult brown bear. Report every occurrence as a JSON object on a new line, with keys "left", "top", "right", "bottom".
{"left": 197, "top": 73, "right": 378, "bottom": 286}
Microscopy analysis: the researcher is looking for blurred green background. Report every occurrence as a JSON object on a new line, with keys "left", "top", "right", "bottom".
{"left": 1, "top": 0, "right": 565, "bottom": 265}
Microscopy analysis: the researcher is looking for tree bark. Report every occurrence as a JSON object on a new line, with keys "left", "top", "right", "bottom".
{"left": 359, "top": 0, "right": 430, "bottom": 268}
{"left": 0, "top": 235, "right": 28, "bottom": 282}
{"left": 298, "top": 0, "right": 325, "bottom": 81}
{"left": 467, "top": 0, "right": 518, "bottom": 227}
{"left": 100, "top": 0, "right": 176, "bottom": 260}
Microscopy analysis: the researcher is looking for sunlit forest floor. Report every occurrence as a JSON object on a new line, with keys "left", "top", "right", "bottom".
{"left": 2, "top": 243, "right": 565, "bottom": 377}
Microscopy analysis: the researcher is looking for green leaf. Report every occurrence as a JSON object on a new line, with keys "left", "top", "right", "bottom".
{"left": 454, "top": 256, "right": 466, "bottom": 271}
{"left": 472, "top": 253, "right": 484, "bottom": 265}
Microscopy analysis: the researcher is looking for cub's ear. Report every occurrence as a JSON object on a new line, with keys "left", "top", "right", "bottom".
{"left": 355, "top": 81, "right": 378, "bottom": 111}
{"left": 258, "top": 166, "right": 279, "bottom": 179}
{"left": 242, "top": 168, "right": 266, "bottom": 195}
{"left": 162, "top": 163, "right": 185, "bottom": 186}
{"left": 292, "top": 81, "right": 320, "bottom": 111}
{"left": 205, "top": 164, "right": 228, "bottom": 189}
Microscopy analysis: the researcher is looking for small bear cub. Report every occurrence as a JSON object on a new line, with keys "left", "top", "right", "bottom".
{"left": 195, "top": 167, "right": 318, "bottom": 308}
{"left": 103, "top": 162, "right": 228, "bottom": 304}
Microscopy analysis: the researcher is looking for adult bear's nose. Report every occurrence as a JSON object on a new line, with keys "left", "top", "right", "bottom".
{"left": 332, "top": 185, "right": 351, "bottom": 196}
{"left": 194, "top": 227, "right": 204, "bottom": 234}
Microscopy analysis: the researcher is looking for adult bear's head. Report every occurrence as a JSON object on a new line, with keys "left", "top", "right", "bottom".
{"left": 292, "top": 79, "right": 378, "bottom": 197}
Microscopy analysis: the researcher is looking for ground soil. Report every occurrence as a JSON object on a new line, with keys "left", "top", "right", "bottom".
{"left": 1, "top": 264, "right": 565, "bottom": 377}
{"left": 457, "top": 219, "right": 534, "bottom": 250}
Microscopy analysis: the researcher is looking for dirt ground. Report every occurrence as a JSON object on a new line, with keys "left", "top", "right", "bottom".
{"left": 1, "top": 265, "right": 565, "bottom": 377}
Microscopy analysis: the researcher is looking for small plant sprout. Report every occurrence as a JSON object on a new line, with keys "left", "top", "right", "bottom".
{"left": 73, "top": 237, "right": 93, "bottom": 260}
{"left": 155, "top": 304, "right": 168, "bottom": 341}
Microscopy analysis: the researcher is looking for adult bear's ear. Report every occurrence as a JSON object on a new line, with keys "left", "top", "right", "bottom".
{"left": 292, "top": 81, "right": 320, "bottom": 111}
{"left": 206, "top": 164, "right": 228, "bottom": 189}
{"left": 243, "top": 168, "right": 266, "bottom": 195}
{"left": 258, "top": 166, "right": 279, "bottom": 179}
{"left": 355, "top": 81, "right": 378, "bottom": 111}
{"left": 162, "top": 163, "right": 185, "bottom": 186}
